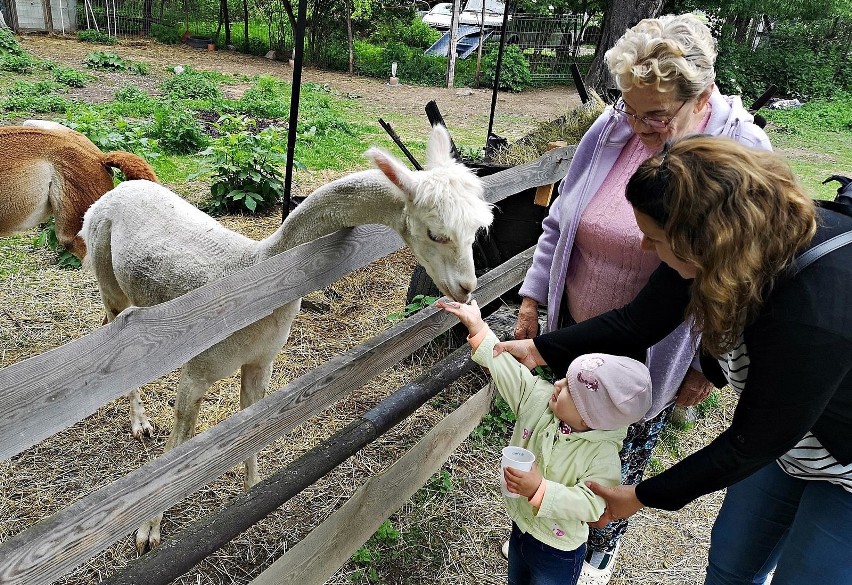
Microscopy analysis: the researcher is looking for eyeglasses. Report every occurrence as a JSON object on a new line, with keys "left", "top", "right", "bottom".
{"left": 613, "top": 99, "right": 688, "bottom": 130}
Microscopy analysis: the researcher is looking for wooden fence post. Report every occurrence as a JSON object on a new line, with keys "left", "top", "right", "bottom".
{"left": 533, "top": 141, "right": 568, "bottom": 206}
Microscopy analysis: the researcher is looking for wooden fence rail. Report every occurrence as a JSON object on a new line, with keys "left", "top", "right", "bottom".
{"left": 0, "top": 144, "right": 574, "bottom": 584}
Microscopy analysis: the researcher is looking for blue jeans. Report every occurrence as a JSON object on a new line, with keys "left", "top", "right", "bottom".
{"left": 507, "top": 522, "right": 585, "bottom": 585}
{"left": 705, "top": 462, "right": 852, "bottom": 585}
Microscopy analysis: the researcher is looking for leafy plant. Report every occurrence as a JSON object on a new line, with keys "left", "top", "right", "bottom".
{"left": 52, "top": 66, "right": 93, "bottom": 87}
{"left": 470, "top": 393, "right": 515, "bottom": 443}
{"left": 198, "top": 121, "right": 289, "bottom": 213}
{"left": 62, "top": 108, "right": 159, "bottom": 158}
{"left": 387, "top": 294, "right": 437, "bottom": 321}
{"left": 1, "top": 53, "right": 36, "bottom": 73}
{"left": 0, "top": 28, "right": 24, "bottom": 55}
{"left": 32, "top": 219, "right": 82, "bottom": 268}
{"left": 148, "top": 103, "right": 208, "bottom": 154}
{"left": 84, "top": 51, "right": 129, "bottom": 71}
{"left": 77, "top": 29, "right": 118, "bottom": 45}
{"left": 160, "top": 68, "right": 223, "bottom": 100}
{"left": 482, "top": 44, "right": 532, "bottom": 92}
{"left": 2, "top": 80, "right": 69, "bottom": 113}
{"left": 426, "top": 469, "right": 454, "bottom": 493}
{"left": 236, "top": 75, "right": 291, "bottom": 118}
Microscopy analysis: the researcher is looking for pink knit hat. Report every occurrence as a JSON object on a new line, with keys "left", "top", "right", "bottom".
{"left": 566, "top": 353, "right": 652, "bottom": 430}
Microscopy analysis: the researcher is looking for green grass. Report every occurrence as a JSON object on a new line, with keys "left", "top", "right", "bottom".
{"left": 0, "top": 234, "right": 37, "bottom": 278}
{"left": 761, "top": 93, "right": 852, "bottom": 199}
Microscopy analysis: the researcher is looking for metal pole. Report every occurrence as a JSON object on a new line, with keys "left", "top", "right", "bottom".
{"left": 486, "top": 0, "right": 511, "bottom": 141}
{"left": 282, "top": 0, "right": 308, "bottom": 222}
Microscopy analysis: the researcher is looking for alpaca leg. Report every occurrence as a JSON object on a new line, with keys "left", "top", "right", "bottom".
{"left": 240, "top": 362, "right": 273, "bottom": 490}
{"left": 129, "top": 388, "right": 154, "bottom": 438}
{"left": 136, "top": 365, "right": 211, "bottom": 552}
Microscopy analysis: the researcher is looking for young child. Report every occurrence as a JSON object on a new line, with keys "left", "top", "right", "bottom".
{"left": 438, "top": 299, "right": 652, "bottom": 585}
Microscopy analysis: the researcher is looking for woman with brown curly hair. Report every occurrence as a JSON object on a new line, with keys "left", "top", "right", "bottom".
{"left": 493, "top": 135, "right": 852, "bottom": 584}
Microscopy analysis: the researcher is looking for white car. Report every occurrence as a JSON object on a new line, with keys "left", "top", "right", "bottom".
{"left": 459, "top": 0, "right": 506, "bottom": 28}
{"left": 422, "top": 3, "right": 453, "bottom": 29}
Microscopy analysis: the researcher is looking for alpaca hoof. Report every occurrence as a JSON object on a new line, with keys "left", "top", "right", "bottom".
{"left": 131, "top": 419, "right": 154, "bottom": 440}
{"left": 135, "top": 518, "right": 162, "bottom": 553}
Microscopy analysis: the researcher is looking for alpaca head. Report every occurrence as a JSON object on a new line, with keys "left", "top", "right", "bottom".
{"left": 367, "top": 125, "right": 493, "bottom": 302}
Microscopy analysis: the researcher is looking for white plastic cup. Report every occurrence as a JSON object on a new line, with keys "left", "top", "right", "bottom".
{"left": 500, "top": 446, "right": 536, "bottom": 498}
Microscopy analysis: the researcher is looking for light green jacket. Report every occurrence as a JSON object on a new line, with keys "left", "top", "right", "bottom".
{"left": 473, "top": 329, "right": 626, "bottom": 551}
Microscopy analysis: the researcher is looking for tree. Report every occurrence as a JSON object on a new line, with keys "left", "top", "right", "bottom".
{"left": 585, "top": 0, "right": 664, "bottom": 98}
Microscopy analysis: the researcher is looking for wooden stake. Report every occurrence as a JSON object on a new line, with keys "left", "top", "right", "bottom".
{"left": 533, "top": 141, "right": 568, "bottom": 206}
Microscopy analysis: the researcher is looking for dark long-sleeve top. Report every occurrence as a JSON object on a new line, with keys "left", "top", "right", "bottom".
{"left": 533, "top": 207, "right": 852, "bottom": 510}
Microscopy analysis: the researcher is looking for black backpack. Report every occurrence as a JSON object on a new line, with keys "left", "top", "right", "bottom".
{"left": 792, "top": 175, "right": 852, "bottom": 276}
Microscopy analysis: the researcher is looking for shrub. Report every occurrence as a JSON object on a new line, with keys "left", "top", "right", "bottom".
{"left": 0, "top": 28, "right": 24, "bottom": 55}
{"left": 149, "top": 103, "right": 208, "bottom": 154}
{"left": 716, "top": 21, "right": 852, "bottom": 102}
{"left": 151, "top": 23, "right": 181, "bottom": 45}
{"left": 198, "top": 122, "right": 289, "bottom": 214}
{"left": 77, "top": 29, "right": 118, "bottom": 45}
{"left": 481, "top": 44, "right": 531, "bottom": 92}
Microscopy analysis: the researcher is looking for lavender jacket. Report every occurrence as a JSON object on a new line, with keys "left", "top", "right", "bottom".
{"left": 518, "top": 89, "right": 772, "bottom": 419}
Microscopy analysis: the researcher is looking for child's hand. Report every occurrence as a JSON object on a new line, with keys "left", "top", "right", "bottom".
{"left": 436, "top": 299, "right": 486, "bottom": 337}
{"left": 504, "top": 463, "right": 543, "bottom": 499}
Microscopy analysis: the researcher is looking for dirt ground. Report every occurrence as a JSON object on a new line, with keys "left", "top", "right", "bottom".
{"left": 2, "top": 35, "right": 731, "bottom": 585}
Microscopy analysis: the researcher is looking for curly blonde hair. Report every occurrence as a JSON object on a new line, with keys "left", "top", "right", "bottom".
{"left": 605, "top": 13, "right": 717, "bottom": 100}
{"left": 625, "top": 136, "right": 817, "bottom": 356}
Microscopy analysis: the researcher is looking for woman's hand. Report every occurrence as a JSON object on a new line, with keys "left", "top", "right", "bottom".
{"left": 493, "top": 339, "right": 546, "bottom": 370}
{"left": 504, "top": 463, "right": 543, "bottom": 499}
{"left": 675, "top": 367, "right": 714, "bottom": 407}
{"left": 514, "top": 297, "right": 540, "bottom": 340}
{"left": 586, "top": 483, "right": 644, "bottom": 527}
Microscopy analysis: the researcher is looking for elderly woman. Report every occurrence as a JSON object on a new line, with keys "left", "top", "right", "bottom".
{"left": 507, "top": 13, "right": 772, "bottom": 583}
{"left": 498, "top": 136, "right": 852, "bottom": 584}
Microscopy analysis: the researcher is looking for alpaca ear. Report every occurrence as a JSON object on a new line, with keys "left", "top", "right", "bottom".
{"left": 367, "top": 147, "right": 417, "bottom": 200}
{"left": 425, "top": 124, "right": 453, "bottom": 168}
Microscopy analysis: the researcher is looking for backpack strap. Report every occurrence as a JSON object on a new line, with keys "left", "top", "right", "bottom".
{"left": 791, "top": 230, "right": 852, "bottom": 277}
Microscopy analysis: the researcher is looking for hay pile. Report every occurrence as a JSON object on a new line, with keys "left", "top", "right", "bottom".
{"left": 489, "top": 91, "right": 606, "bottom": 167}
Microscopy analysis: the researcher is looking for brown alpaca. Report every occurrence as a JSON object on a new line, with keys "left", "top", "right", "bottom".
{"left": 0, "top": 123, "right": 158, "bottom": 259}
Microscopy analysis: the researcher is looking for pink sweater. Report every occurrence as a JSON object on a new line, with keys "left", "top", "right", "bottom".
{"left": 565, "top": 135, "right": 659, "bottom": 322}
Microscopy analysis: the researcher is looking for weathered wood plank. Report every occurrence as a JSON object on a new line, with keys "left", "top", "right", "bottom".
{"left": 0, "top": 225, "right": 404, "bottom": 461}
{"left": 481, "top": 144, "right": 575, "bottom": 204}
{"left": 250, "top": 384, "right": 495, "bottom": 585}
{"left": 0, "top": 249, "right": 533, "bottom": 585}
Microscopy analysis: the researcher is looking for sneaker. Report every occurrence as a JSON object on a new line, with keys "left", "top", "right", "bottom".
{"left": 578, "top": 542, "right": 620, "bottom": 585}
{"left": 501, "top": 539, "right": 510, "bottom": 560}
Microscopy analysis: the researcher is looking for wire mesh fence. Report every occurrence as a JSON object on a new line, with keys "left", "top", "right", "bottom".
{"left": 505, "top": 13, "right": 598, "bottom": 81}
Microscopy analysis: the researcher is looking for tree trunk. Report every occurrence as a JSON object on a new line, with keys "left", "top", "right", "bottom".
{"left": 243, "top": 0, "right": 249, "bottom": 52}
{"left": 223, "top": 0, "right": 231, "bottom": 47}
{"left": 346, "top": 0, "right": 353, "bottom": 75}
{"left": 446, "top": 0, "right": 461, "bottom": 88}
{"left": 142, "top": 0, "right": 153, "bottom": 34}
{"left": 584, "top": 0, "right": 664, "bottom": 100}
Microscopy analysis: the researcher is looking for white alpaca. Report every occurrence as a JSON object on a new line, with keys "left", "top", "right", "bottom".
{"left": 81, "top": 124, "right": 493, "bottom": 551}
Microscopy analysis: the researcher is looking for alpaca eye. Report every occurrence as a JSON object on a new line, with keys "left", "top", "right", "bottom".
{"left": 428, "top": 230, "right": 450, "bottom": 244}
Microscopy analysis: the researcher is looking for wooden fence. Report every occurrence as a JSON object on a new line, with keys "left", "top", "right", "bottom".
{"left": 0, "top": 145, "right": 574, "bottom": 585}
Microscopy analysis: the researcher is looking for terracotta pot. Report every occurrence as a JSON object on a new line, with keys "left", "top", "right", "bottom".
{"left": 207, "top": 43, "right": 216, "bottom": 51}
